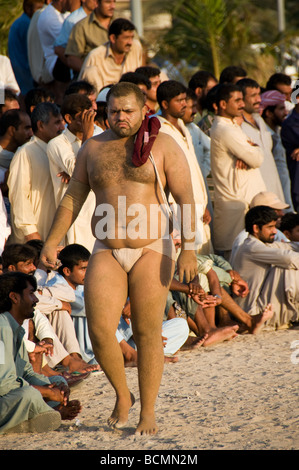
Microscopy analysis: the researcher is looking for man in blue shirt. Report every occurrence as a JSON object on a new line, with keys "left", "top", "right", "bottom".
{"left": 8, "top": 0, "right": 44, "bottom": 95}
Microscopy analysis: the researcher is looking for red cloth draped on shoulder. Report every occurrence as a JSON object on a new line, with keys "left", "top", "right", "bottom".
{"left": 132, "top": 115, "right": 161, "bottom": 167}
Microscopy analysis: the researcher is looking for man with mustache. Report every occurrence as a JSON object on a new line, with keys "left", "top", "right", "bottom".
{"left": 40, "top": 81, "right": 198, "bottom": 436}
{"left": 78, "top": 18, "right": 143, "bottom": 94}
{"left": 210, "top": 83, "right": 266, "bottom": 259}
{"left": 237, "top": 78, "right": 286, "bottom": 205}
{"left": 231, "top": 205, "right": 299, "bottom": 330}
{"left": 0, "top": 272, "right": 81, "bottom": 434}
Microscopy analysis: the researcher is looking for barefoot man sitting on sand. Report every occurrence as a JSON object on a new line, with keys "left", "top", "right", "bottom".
{"left": 40, "top": 82, "right": 199, "bottom": 435}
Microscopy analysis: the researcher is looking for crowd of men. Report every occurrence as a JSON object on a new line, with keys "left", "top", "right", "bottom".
{"left": 0, "top": 0, "right": 299, "bottom": 436}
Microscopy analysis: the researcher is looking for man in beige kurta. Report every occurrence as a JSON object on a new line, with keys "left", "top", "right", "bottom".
{"left": 8, "top": 102, "right": 65, "bottom": 244}
{"left": 157, "top": 80, "right": 213, "bottom": 255}
{"left": 210, "top": 84, "right": 266, "bottom": 256}
{"left": 47, "top": 94, "right": 96, "bottom": 252}
{"left": 78, "top": 18, "right": 143, "bottom": 94}
{"left": 238, "top": 78, "right": 286, "bottom": 203}
{"left": 231, "top": 205, "right": 299, "bottom": 329}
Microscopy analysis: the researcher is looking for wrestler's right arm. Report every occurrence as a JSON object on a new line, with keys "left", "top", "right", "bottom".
{"left": 40, "top": 146, "right": 90, "bottom": 269}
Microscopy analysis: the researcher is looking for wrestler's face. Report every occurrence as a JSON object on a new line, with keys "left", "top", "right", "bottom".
{"left": 254, "top": 220, "right": 277, "bottom": 243}
{"left": 243, "top": 86, "right": 261, "bottom": 114}
{"left": 107, "top": 93, "right": 146, "bottom": 137}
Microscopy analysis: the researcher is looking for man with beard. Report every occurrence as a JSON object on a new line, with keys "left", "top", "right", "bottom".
{"left": 0, "top": 272, "right": 81, "bottom": 434}
{"left": 40, "top": 82, "right": 198, "bottom": 436}
{"left": 260, "top": 90, "right": 293, "bottom": 211}
{"left": 237, "top": 78, "right": 286, "bottom": 204}
{"left": 157, "top": 80, "right": 213, "bottom": 255}
{"left": 231, "top": 205, "right": 299, "bottom": 330}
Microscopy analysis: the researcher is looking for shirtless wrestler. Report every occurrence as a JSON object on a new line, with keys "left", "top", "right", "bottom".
{"left": 40, "top": 82, "right": 198, "bottom": 436}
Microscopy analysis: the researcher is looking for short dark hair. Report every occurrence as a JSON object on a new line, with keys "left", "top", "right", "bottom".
{"left": 215, "top": 83, "right": 242, "bottom": 107}
{"left": 280, "top": 212, "right": 299, "bottom": 233}
{"left": 58, "top": 243, "right": 90, "bottom": 275}
{"left": 31, "top": 102, "right": 61, "bottom": 133}
{"left": 236, "top": 78, "right": 260, "bottom": 95}
{"left": 108, "top": 18, "right": 135, "bottom": 37}
{"left": 60, "top": 93, "right": 92, "bottom": 119}
{"left": 0, "top": 271, "right": 37, "bottom": 313}
{"left": 2, "top": 244, "right": 38, "bottom": 271}
{"left": 65, "top": 80, "right": 96, "bottom": 97}
{"left": 135, "top": 66, "right": 161, "bottom": 79}
{"left": 0, "top": 109, "right": 26, "bottom": 136}
{"left": 119, "top": 72, "right": 151, "bottom": 90}
{"left": 219, "top": 66, "right": 247, "bottom": 84}
{"left": 266, "top": 73, "right": 292, "bottom": 91}
{"left": 188, "top": 71, "right": 217, "bottom": 92}
{"left": 245, "top": 206, "right": 278, "bottom": 235}
{"left": 106, "top": 81, "right": 146, "bottom": 107}
{"left": 0, "top": 89, "right": 19, "bottom": 114}
{"left": 24, "top": 87, "right": 55, "bottom": 115}
{"left": 156, "top": 80, "right": 187, "bottom": 108}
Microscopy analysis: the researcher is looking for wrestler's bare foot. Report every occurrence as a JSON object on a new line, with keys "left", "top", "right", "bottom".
{"left": 135, "top": 414, "right": 158, "bottom": 436}
{"left": 180, "top": 334, "right": 208, "bottom": 350}
{"left": 249, "top": 303, "right": 273, "bottom": 334}
{"left": 56, "top": 400, "right": 82, "bottom": 420}
{"left": 202, "top": 325, "right": 239, "bottom": 347}
{"left": 108, "top": 392, "right": 135, "bottom": 429}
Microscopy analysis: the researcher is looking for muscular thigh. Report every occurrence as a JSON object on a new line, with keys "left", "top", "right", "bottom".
{"left": 128, "top": 250, "right": 175, "bottom": 333}
{"left": 84, "top": 251, "right": 128, "bottom": 334}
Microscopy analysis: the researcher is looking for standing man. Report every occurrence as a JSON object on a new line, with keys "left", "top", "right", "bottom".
{"left": 47, "top": 93, "right": 96, "bottom": 251}
{"left": 8, "top": 102, "right": 65, "bottom": 243}
{"left": 260, "top": 90, "right": 294, "bottom": 211}
{"left": 157, "top": 80, "right": 213, "bottom": 255}
{"left": 210, "top": 83, "right": 266, "bottom": 258}
{"left": 135, "top": 65, "right": 162, "bottom": 115}
{"left": 40, "top": 82, "right": 198, "bottom": 435}
{"left": 237, "top": 78, "right": 286, "bottom": 204}
{"left": 78, "top": 18, "right": 143, "bottom": 94}
{"left": 65, "top": 0, "right": 116, "bottom": 73}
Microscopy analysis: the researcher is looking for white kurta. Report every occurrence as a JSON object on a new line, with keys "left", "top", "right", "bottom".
{"left": 210, "top": 116, "right": 266, "bottom": 252}
{"left": 47, "top": 128, "right": 96, "bottom": 252}
{"left": 231, "top": 235, "right": 299, "bottom": 329}
{"left": 8, "top": 136, "right": 56, "bottom": 243}
{"left": 158, "top": 116, "right": 213, "bottom": 254}
{"left": 241, "top": 114, "right": 286, "bottom": 203}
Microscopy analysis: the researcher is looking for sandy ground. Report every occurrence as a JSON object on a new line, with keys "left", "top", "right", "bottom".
{"left": 1, "top": 326, "right": 299, "bottom": 452}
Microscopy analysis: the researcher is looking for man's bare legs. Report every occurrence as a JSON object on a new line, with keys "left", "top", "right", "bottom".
{"left": 129, "top": 249, "right": 175, "bottom": 436}
{"left": 84, "top": 251, "right": 134, "bottom": 429}
{"left": 218, "top": 288, "right": 273, "bottom": 334}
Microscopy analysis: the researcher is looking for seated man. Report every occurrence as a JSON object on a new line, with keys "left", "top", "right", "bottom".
{"left": 0, "top": 272, "right": 81, "bottom": 434}
{"left": 169, "top": 240, "right": 272, "bottom": 342}
{"left": 231, "top": 205, "right": 299, "bottom": 329}
{"left": 46, "top": 243, "right": 99, "bottom": 366}
{"left": 116, "top": 299, "right": 195, "bottom": 366}
{"left": 1, "top": 242, "right": 99, "bottom": 374}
